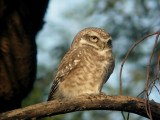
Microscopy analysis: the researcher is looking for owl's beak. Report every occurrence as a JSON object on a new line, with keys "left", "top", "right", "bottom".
{"left": 100, "top": 42, "right": 105, "bottom": 50}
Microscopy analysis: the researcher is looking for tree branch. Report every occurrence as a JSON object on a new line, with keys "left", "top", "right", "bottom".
{"left": 0, "top": 95, "right": 159, "bottom": 120}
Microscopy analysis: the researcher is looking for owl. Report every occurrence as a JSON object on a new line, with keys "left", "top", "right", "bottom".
{"left": 48, "top": 27, "right": 114, "bottom": 101}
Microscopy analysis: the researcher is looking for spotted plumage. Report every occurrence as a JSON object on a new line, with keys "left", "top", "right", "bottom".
{"left": 48, "top": 27, "right": 114, "bottom": 100}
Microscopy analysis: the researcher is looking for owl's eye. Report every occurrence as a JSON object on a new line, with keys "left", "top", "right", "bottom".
{"left": 90, "top": 36, "right": 98, "bottom": 42}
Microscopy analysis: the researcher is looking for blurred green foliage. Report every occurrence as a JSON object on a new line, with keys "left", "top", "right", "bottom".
{"left": 22, "top": 0, "right": 160, "bottom": 120}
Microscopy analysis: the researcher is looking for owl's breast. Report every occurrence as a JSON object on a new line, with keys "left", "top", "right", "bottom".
{"left": 80, "top": 48, "right": 114, "bottom": 92}
{"left": 58, "top": 47, "right": 114, "bottom": 98}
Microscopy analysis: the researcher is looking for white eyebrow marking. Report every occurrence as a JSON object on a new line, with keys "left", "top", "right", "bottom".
{"left": 106, "top": 37, "right": 112, "bottom": 41}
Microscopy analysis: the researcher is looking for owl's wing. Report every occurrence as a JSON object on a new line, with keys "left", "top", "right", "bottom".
{"left": 103, "top": 61, "right": 115, "bottom": 84}
{"left": 47, "top": 49, "right": 81, "bottom": 100}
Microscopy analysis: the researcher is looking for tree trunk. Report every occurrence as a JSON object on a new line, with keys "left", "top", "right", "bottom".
{"left": 0, "top": 0, "right": 48, "bottom": 112}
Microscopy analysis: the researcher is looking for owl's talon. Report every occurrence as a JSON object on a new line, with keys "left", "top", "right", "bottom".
{"left": 100, "top": 92, "right": 107, "bottom": 96}
{"left": 89, "top": 94, "right": 97, "bottom": 99}
{"left": 79, "top": 94, "right": 88, "bottom": 98}
{"left": 97, "top": 92, "right": 106, "bottom": 99}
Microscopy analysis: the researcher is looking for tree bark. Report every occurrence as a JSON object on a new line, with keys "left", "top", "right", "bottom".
{"left": 0, "top": 0, "right": 48, "bottom": 112}
{"left": 0, "top": 95, "right": 159, "bottom": 120}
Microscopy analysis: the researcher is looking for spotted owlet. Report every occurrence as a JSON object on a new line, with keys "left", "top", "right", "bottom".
{"left": 48, "top": 27, "right": 114, "bottom": 101}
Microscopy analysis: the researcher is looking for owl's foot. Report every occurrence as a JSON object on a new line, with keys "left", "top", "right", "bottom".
{"left": 79, "top": 94, "right": 89, "bottom": 98}
{"left": 97, "top": 92, "right": 107, "bottom": 99}
{"left": 79, "top": 94, "right": 97, "bottom": 99}
{"left": 79, "top": 93, "right": 106, "bottom": 100}
{"left": 100, "top": 92, "right": 107, "bottom": 96}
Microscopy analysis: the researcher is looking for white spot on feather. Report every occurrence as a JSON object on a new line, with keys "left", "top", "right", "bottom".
{"left": 74, "top": 59, "right": 80, "bottom": 65}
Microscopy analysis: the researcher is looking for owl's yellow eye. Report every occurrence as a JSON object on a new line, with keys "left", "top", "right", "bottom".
{"left": 90, "top": 36, "right": 98, "bottom": 42}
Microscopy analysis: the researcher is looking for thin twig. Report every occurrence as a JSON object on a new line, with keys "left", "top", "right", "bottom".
{"left": 154, "top": 84, "right": 160, "bottom": 95}
{"left": 121, "top": 111, "right": 126, "bottom": 120}
{"left": 147, "top": 77, "right": 158, "bottom": 94}
{"left": 119, "top": 30, "right": 160, "bottom": 120}
{"left": 120, "top": 31, "right": 159, "bottom": 95}
{"left": 157, "top": 55, "right": 160, "bottom": 79}
{"left": 145, "top": 31, "right": 160, "bottom": 120}
{"left": 137, "top": 55, "right": 160, "bottom": 97}
{"left": 145, "top": 92, "right": 152, "bottom": 119}
{"left": 127, "top": 112, "right": 130, "bottom": 120}
{"left": 148, "top": 81, "right": 155, "bottom": 96}
{"left": 146, "top": 31, "right": 160, "bottom": 89}
{"left": 137, "top": 90, "right": 145, "bottom": 97}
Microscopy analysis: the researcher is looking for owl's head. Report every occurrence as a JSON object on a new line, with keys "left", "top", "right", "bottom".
{"left": 71, "top": 27, "right": 112, "bottom": 51}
